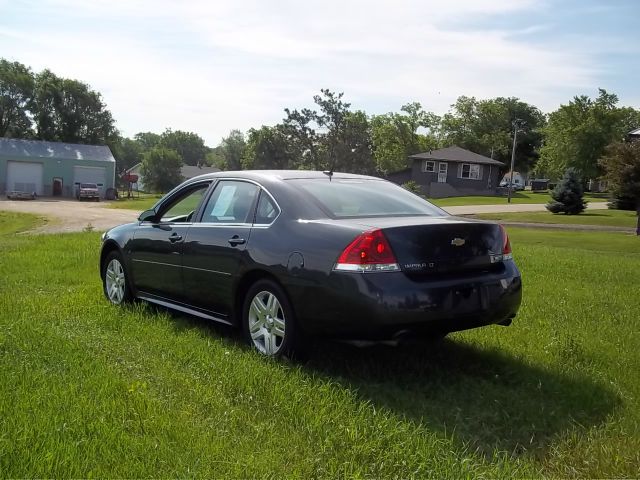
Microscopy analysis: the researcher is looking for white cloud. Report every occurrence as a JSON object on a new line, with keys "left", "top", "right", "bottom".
{"left": 0, "top": 0, "right": 623, "bottom": 145}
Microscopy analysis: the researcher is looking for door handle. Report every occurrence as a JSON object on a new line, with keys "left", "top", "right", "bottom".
{"left": 169, "top": 233, "right": 183, "bottom": 243}
{"left": 228, "top": 235, "right": 246, "bottom": 246}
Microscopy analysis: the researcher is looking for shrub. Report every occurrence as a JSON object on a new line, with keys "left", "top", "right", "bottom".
{"left": 608, "top": 195, "right": 637, "bottom": 211}
{"left": 599, "top": 140, "right": 640, "bottom": 213}
{"left": 546, "top": 168, "right": 587, "bottom": 215}
{"left": 401, "top": 180, "right": 422, "bottom": 195}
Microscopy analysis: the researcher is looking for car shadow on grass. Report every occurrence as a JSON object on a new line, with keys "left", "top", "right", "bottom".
{"left": 151, "top": 306, "right": 620, "bottom": 460}
{"left": 302, "top": 337, "right": 620, "bottom": 459}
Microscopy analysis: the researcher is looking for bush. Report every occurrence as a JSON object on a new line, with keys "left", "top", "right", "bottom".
{"left": 608, "top": 194, "right": 637, "bottom": 211}
{"left": 546, "top": 168, "right": 587, "bottom": 215}
{"left": 401, "top": 180, "right": 422, "bottom": 195}
{"left": 599, "top": 140, "right": 640, "bottom": 214}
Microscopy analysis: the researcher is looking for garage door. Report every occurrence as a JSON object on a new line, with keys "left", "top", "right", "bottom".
{"left": 6, "top": 161, "right": 43, "bottom": 195}
{"left": 74, "top": 166, "right": 106, "bottom": 197}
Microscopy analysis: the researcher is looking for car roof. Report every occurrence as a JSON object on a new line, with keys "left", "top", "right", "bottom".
{"left": 185, "top": 170, "right": 383, "bottom": 183}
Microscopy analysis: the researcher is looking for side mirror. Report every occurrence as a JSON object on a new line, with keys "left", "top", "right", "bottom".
{"left": 138, "top": 209, "right": 157, "bottom": 222}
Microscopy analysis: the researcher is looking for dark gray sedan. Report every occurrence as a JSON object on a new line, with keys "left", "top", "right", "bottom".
{"left": 100, "top": 171, "right": 522, "bottom": 357}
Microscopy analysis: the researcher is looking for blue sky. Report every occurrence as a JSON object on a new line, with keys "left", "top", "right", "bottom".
{"left": 1, "top": 0, "right": 638, "bottom": 145}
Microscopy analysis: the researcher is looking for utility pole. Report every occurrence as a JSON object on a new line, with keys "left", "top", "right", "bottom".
{"left": 507, "top": 119, "right": 522, "bottom": 204}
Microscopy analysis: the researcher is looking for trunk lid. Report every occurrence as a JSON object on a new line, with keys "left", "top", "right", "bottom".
{"left": 348, "top": 216, "right": 505, "bottom": 275}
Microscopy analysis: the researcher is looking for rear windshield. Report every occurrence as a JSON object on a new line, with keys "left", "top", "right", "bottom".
{"left": 81, "top": 183, "right": 97, "bottom": 188}
{"left": 288, "top": 178, "right": 447, "bottom": 218}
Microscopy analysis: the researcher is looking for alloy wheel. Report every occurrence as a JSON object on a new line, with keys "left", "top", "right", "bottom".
{"left": 105, "top": 258, "right": 126, "bottom": 304}
{"left": 247, "top": 290, "right": 286, "bottom": 355}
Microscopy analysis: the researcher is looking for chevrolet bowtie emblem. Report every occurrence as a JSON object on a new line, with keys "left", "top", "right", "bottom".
{"left": 451, "top": 237, "right": 466, "bottom": 247}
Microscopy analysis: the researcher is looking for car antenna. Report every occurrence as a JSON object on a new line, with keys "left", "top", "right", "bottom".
{"left": 323, "top": 149, "right": 336, "bottom": 181}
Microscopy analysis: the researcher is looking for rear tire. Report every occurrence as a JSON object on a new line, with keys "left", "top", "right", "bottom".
{"left": 102, "top": 251, "right": 133, "bottom": 305}
{"left": 242, "top": 279, "right": 302, "bottom": 358}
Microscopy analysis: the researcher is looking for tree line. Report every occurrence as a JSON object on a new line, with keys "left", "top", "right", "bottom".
{"left": 2, "top": 58, "right": 639, "bottom": 198}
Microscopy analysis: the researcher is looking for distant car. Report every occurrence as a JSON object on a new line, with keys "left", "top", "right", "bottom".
{"left": 499, "top": 180, "right": 524, "bottom": 191}
{"left": 99, "top": 171, "right": 522, "bottom": 357}
{"left": 77, "top": 183, "right": 100, "bottom": 201}
{"left": 6, "top": 190, "right": 36, "bottom": 200}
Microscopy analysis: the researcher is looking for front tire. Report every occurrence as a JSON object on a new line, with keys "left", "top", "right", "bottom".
{"left": 242, "top": 279, "right": 300, "bottom": 358}
{"left": 102, "top": 251, "right": 132, "bottom": 305}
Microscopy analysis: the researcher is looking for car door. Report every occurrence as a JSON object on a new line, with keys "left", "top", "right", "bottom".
{"left": 128, "top": 181, "right": 211, "bottom": 302}
{"left": 181, "top": 179, "right": 260, "bottom": 317}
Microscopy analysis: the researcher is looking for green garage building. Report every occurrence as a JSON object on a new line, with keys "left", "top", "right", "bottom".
{"left": 0, "top": 138, "right": 116, "bottom": 198}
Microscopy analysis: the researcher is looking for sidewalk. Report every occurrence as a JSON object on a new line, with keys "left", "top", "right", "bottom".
{"left": 494, "top": 221, "right": 634, "bottom": 233}
{"left": 444, "top": 202, "right": 608, "bottom": 216}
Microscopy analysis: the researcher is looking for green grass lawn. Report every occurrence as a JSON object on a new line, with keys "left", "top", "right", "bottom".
{"left": 1, "top": 222, "right": 639, "bottom": 477}
{"left": 107, "top": 194, "right": 162, "bottom": 211}
{"left": 474, "top": 209, "right": 638, "bottom": 228}
{"left": 0, "top": 211, "right": 48, "bottom": 235}
{"left": 431, "top": 191, "right": 609, "bottom": 207}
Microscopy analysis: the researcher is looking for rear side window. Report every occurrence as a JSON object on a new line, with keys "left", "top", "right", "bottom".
{"left": 288, "top": 178, "right": 446, "bottom": 218}
{"left": 254, "top": 191, "right": 280, "bottom": 225}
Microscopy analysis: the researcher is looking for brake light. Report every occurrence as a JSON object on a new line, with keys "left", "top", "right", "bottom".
{"left": 500, "top": 225, "right": 513, "bottom": 260}
{"left": 334, "top": 229, "right": 399, "bottom": 272}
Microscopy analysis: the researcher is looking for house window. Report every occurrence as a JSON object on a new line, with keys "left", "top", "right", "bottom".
{"left": 459, "top": 163, "right": 482, "bottom": 180}
{"left": 422, "top": 160, "right": 435, "bottom": 172}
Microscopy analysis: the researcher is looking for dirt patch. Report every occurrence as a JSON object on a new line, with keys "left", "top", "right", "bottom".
{"left": 0, "top": 198, "right": 139, "bottom": 233}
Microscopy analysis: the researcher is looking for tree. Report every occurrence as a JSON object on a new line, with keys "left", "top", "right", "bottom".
{"left": 140, "top": 147, "right": 183, "bottom": 192}
{"left": 0, "top": 59, "right": 34, "bottom": 138}
{"left": 599, "top": 141, "right": 640, "bottom": 233}
{"left": 205, "top": 146, "right": 226, "bottom": 169}
{"left": 110, "top": 136, "right": 143, "bottom": 174}
{"left": 244, "top": 125, "right": 293, "bottom": 169}
{"left": 219, "top": 129, "right": 246, "bottom": 170}
{"left": 546, "top": 168, "right": 587, "bottom": 214}
{"left": 161, "top": 129, "right": 207, "bottom": 166}
{"left": 371, "top": 102, "right": 439, "bottom": 174}
{"left": 134, "top": 131, "right": 162, "bottom": 150}
{"left": 440, "top": 96, "right": 545, "bottom": 172}
{"left": 282, "top": 106, "right": 320, "bottom": 170}
{"left": 335, "top": 110, "right": 376, "bottom": 175}
{"left": 537, "top": 89, "right": 640, "bottom": 180}
{"left": 282, "top": 89, "right": 376, "bottom": 173}
{"left": 32, "top": 69, "right": 117, "bottom": 144}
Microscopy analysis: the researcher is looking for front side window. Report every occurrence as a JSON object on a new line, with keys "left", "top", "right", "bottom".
{"left": 160, "top": 183, "right": 210, "bottom": 222}
{"left": 201, "top": 180, "right": 259, "bottom": 224}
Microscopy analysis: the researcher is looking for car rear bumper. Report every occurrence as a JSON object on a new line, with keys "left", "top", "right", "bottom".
{"left": 291, "top": 261, "right": 522, "bottom": 339}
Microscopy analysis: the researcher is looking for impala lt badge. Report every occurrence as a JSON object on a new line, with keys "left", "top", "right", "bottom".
{"left": 451, "top": 237, "right": 466, "bottom": 247}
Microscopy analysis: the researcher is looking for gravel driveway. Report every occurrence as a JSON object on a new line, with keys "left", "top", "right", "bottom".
{"left": 0, "top": 197, "right": 610, "bottom": 234}
{"left": 0, "top": 198, "right": 138, "bottom": 233}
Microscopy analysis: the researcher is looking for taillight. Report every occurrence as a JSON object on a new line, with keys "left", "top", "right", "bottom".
{"left": 334, "top": 229, "right": 399, "bottom": 272}
{"left": 500, "top": 225, "right": 513, "bottom": 260}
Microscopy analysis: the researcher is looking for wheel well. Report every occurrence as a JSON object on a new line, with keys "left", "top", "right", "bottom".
{"left": 233, "top": 270, "right": 286, "bottom": 326}
{"left": 99, "top": 241, "right": 121, "bottom": 279}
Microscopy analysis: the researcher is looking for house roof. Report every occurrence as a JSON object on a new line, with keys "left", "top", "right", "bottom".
{"left": 409, "top": 145, "right": 505, "bottom": 166}
{"left": 181, "top": 164, "right": 220, "bottom": 178}
{"left": 0, "top": 138, "right": 115, "bottom": 162}
{"left": 629, "top": 128, "right": 640, "bottom": 136}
